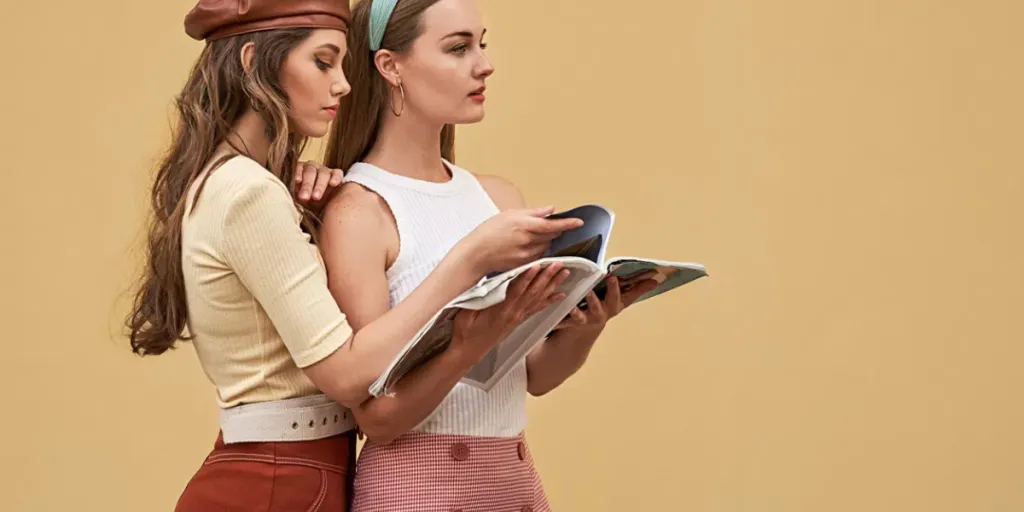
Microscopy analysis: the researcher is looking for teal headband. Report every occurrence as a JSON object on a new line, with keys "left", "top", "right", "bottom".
{"left": 368, "top": 0, "right": 399, "bottom": 51}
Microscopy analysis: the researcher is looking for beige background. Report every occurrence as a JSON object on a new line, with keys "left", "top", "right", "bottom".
{"left": 2, "top": 0, "right": 1022, "bottom": 510}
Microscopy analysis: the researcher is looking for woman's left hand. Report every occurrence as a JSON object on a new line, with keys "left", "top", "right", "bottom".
{"left": 293, "top": 160, "right": 344, "bottom": 211}
{"left": 553, "top": 274, "right": 660, "bottom": 332}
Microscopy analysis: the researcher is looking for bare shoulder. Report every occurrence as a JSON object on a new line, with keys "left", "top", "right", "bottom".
{"left": 319, "top": 182, "right": 394, "bottom": 250}
{"left": 473, "top": 173, "right": 526, "bottom": 211}
{"left": 319, "top": 182, "right": 399, "bottom": 268}
{"left": 322, "top": 182, "right": 390, "bottom": 230}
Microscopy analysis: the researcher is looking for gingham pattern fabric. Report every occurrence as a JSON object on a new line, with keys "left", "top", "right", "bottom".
{"left": 352, "top": 431, "right": 551, "bottom": 512}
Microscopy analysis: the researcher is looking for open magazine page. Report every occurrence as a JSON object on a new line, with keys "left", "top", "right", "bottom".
{"left": 544, "top": 205, "right": 615, "bottom": 265}
{"left": 597, "top": 258, "right": 708, "bottom": 306}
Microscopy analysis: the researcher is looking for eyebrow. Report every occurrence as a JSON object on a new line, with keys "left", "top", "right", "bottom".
{"left": 316, "top": 43, "right": 342, "bottom": 53}
{"left": 441, "top": 28, "right": 486, "bottom": 41}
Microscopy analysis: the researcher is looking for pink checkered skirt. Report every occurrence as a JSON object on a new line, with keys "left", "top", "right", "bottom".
{"left": 352, "top": 431, "right": 551, "bottom": 512}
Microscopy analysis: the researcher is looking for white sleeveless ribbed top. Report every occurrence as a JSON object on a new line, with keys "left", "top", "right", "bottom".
{"left": 343, "top": 160, "right": 528, "bottom": 438}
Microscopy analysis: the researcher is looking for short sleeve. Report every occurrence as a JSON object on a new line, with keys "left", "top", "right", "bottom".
{"left": 220, "top": 173, "right": 353, "bottom": 367}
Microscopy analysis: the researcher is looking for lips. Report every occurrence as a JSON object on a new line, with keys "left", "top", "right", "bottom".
{"left": 323, "top": 105, "right": 338, "bottom": 116}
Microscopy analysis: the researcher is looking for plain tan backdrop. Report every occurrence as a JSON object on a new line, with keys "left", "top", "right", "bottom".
{"left": 2, "top": 0, "right": 1022, "bottom": 510}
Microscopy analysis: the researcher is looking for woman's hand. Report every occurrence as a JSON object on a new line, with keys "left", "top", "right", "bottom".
{"left": 522, "top": 272, "right": 660, "bottom": 396}
{"left": 292, "top": 160, "right": 344, "bottom": 213}
{"left": 455, "top": 207, "right": 584, "bottom": 277}
{"left": 451, "top": 262, "right": 571, "bottom": 360}
{"left": 554, "top": 273, "right": 661, "bottom": 333}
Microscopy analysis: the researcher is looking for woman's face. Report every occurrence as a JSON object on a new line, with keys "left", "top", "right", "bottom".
{"left": 395, "top": 0, "right": 494, "bottom": 125}
{"left": 280, "top": 29, "right": 351, "bottom": 138}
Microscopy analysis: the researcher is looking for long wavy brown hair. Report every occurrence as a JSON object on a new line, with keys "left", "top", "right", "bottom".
{"left": 126, "top": 28, "right": 318, "bottom": 356}
{"left": 324, "top": 0, "right": 452, "bottom": 170}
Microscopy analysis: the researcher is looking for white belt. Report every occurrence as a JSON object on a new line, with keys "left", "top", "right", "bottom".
{"left": 219, "top": 394, "right": 357, "bottom": 444}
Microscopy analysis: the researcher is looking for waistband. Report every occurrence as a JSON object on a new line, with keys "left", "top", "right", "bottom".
{"left": 219, "top": 394, "right": 356, "bottom": 444}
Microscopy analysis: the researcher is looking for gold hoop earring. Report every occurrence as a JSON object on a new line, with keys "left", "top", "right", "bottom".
{"left": 389, "top": 82, "right": 405, "bottom": 117}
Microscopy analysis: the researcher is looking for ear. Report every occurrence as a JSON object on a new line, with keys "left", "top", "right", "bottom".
{"left": 373, "top": 50, "right": 402, "bottom": 87}
{"left": 239, "top": 41, "right": 257, "bottom": 74}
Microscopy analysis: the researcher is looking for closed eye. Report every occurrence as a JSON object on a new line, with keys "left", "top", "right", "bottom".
{"left": 314, "top": 43, "right": 341, "bottom": 71}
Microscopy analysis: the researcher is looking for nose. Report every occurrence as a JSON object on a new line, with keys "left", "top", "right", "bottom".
{"left": 475, "top": 54, "right": 495, "bottom": 80}
{"left": 331, "top": 71, "right": 351, "bottom": 98}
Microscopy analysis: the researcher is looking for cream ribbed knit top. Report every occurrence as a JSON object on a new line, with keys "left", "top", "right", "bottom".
{"left": 343, "top": 160, "right": 528, "bottom": 438}
{"left": 181, "top": 155, "right": 354, "bottom": 409}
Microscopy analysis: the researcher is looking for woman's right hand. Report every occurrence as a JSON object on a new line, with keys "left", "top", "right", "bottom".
{"left": 451, "top": 261, "right": 571, "bottom": 360}
{"left": 457, "top": 206, "right": 583, "bottom": 276}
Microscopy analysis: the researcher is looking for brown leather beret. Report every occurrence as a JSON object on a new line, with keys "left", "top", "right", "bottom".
{"left": 184, "top": 0, "right": 352, "bottom": 41}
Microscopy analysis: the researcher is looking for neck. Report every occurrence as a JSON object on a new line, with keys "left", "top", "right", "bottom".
{"left": 365, "top": 109, "right": 450, "bottom": 182}
{"left": 224, "top": 109, "right": 271, "bottom": 167}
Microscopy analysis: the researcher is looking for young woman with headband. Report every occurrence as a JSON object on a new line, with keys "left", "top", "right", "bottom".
{"left": 320, "top": 0, "right": 661, "bottom": 509}
{"left": 126, "top": 1, "right": 581, "bottom": 510}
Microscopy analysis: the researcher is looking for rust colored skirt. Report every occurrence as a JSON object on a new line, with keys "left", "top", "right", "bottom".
{"left": 174, "top": 430, "right": 357, "bottom": 512}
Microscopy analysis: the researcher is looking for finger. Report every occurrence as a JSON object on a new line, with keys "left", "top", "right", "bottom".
{"left": 524, "top": 267, "right": 570, "bottom": 315}
{"left": 524, "top": 206, "right": 556, "bottom": 218}
{"left": 298, "top": 163, "right": 318, "bottom": 200}
{"left": 311, "top": 167, "right": 332, "bottom": 200}
{"left": 505, "top": 264, "right": 540, "bottom": 296}
{"left": 524, "top": 229, "right": 563, "bottom": 243}
{"left": 507, "top": 265, "right": 542, "bottom": 298}
{"left": 567, "top": 307, "right": 587, "bottom": 325}
{"left": 526, "top": 291, "right": 567, "bottom": 318}
{"left": 553, "top": 308, "right": 584, "bottom": 330}
{"left": 584, "top": 291, "right": 605, "bottom": 320}
{"left": 330, "top": 167, "right": 344, "bottom": 186}
{"left": 605, "top": 275, "right": 623, "bottom": 313}
{"left": 523, "top": 216, "right": 584, "bottom": 234}
{"left": 294, "top": 162, "right": 305, "bottom": 184}
{"left": 538, "top": 268, "right": 570, "bottom": 302}
{"left": 524, "top": 262, "right": 564, "bottom": 299}
{"left": 622, "top": 279, "right": 660, "bottom": 306}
